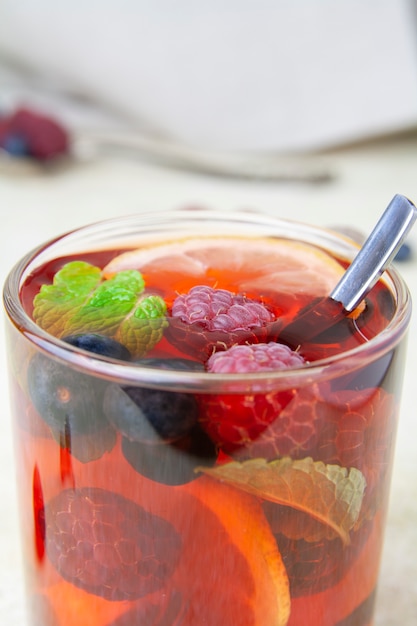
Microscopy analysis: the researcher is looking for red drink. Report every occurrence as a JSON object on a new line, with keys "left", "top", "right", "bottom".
{"left": 3, "top": 210, "right": 411, "bottom": 626}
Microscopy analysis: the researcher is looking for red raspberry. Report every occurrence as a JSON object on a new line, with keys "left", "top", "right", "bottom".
{"left": 234, "top": 384, "right": 396, "bottom": 515}
{"left": 263, "top": 502, "right": 373, "bottom": 596}
{"left": 44, "top": 487, "right": 182, "bottom": 601}
{"left": 199, "top": 342, "right": 305, "bottom": 453}
{"left": 233, "top": 384, "right": 329, "bottom": 460}
{"left": 206, "top": 341, "right": 305, "bottom": 373}
{"left": 167, "top": 285, "right": 279, "bottom": 360}
{"left": 0, "top": 107, "right": 69, "bottom": 161}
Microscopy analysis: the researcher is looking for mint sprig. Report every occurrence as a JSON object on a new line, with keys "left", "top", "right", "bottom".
{"left": 33, "top": 261, "right": 168, "bottom": 356}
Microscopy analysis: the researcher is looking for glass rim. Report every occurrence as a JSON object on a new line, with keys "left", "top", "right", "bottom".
{"left": 2, "top": 208, "right": 413, "bottom": 393}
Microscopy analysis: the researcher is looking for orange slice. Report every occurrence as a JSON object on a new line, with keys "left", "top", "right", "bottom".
{"left": 180, "top": 475, "right": 291, "bottom": 626}
{"left": 103, "top": 236, "right": 345, "bottom": 303}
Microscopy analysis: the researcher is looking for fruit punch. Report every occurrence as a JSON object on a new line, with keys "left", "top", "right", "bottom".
{"left": 3, "top": 209, "right": 411, "bottom": 626}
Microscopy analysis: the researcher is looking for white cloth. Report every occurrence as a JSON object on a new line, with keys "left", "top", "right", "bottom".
{"left": 1, "top": 0, "right": 417, "bottom": 152}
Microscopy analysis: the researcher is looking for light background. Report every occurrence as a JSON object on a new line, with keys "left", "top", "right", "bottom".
{"left": 1, "top": 3, "right": 417, "bottom": 624}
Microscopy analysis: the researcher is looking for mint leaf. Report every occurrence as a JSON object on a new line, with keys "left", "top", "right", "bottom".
{"left": 116, "top": 295, "right": 169, "bottom": 356}
{"left": 198, "top": 457, "right": 366, "bottom": 544}
{"left": 32, "top": 262, "right": 102, "bottom": 337}
{"left": 33, "top": 261, "right": 168, "bottom": 356}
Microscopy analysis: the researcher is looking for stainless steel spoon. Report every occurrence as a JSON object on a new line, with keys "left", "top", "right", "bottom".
{"left": 278, "top": 193, "right": 417, "bottom": 348}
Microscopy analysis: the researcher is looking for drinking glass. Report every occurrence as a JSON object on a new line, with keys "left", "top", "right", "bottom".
{"left": 3, "top": 208, "right": 412, "bottom": 626}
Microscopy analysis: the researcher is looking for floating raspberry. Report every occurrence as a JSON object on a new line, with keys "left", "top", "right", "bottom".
{"left": 44, "top": 488, "right": 182, "bottom": 601}
{"left": 207, "top": 341, "right": 305, "bottom": 374}
{"left": 199, "top": 343, "right": 305, "bottom": 453}
{"left": 0, "top": 107, "right": 69, "bottom": 161}
{"left": 167, "top": 285, "right": 279, "bottom": 360}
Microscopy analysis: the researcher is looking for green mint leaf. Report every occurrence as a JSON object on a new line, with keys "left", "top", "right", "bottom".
{"left": 116, "top": 295, "right": 169, "bottom": 356}
{"left": 198, "top": 456, "right": 366, "bottom": 544}
{"left": 33, "top": 261, "right": 167, "bottom": 356}
{"left": 32, "top": 262, "right": 102, "bottom": 337}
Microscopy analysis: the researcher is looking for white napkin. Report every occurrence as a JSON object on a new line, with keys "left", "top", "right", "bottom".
{"left": 1, "top": 0, "right": 417, "bottom": 152}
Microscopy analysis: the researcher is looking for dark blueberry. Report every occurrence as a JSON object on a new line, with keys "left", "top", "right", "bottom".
{"left": 63, "top": 333, "right": 131, "bottom": 361}
{"left": 59, "top": 425, "right": 117, "bottom": 464}
{"left": 103, "top": 358, "right": 204, "bottom": 443}
{"left": 122, "top": 425, "right": 217, "bottom": 485}
{"left": 1, "top": 132, "right": 29, "bottom": 157}
{"left": 27, "top": 352, "right": 111, "bottom": 437}
{"left": 103, "top": 384, "right": 198, "bottom": 443}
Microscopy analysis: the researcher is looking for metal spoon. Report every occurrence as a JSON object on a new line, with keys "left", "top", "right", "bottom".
{"left": 278, "top": 193, "right": 417, "bottom": 349}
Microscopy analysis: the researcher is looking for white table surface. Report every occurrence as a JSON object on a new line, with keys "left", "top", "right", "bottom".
{"left": 1, "top": 134, "right": 417, "bottom": 625}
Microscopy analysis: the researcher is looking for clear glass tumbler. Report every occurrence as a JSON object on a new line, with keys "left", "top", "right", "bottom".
{"left": 3, "top": 208, "right": 412, "bottom": 626}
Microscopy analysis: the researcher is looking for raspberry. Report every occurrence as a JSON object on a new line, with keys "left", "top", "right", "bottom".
{"left": 199, "top": 343, "right": 305, "bottom": 453}
{"left": 234, "top": 385, "right": 396, "bottom": 520}
{"left": 167, "top": 285, "right": 279, "bottom": 360}
{"left": 263, "top": 502, "right": 373, "bottom": 596}
{"left": 206, "top": 342, "right": 305, "bottom": 374}
{"left": 234, "top": 385, "right": 328, "bottom": 460}
{"left": 44, "top": 488, "right": 182, "bottom": 601}
{"left": 0, "top": 107, "right": 69, "bottom": 161}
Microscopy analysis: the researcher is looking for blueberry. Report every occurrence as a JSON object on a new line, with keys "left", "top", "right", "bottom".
{"left": 2, "top": 133, "right": 30, "bottom": 157}
{"left": 63, "top": 334, "right": 131, "bottom": 361}
{"left": 122, "top": 425, "right": 217, "bottom": 485}
{"left": 103, "top": 358, "right": 204, "bottom": 443}
{"left": 104, "top": 384, "right": 197, "bottom": 443}
{"left": 27, "top": 353, "right": 110, "bottom": 437}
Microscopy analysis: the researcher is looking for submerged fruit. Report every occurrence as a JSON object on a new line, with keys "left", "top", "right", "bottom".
{"left": 199, "top": 343, "right": 305, "bottom": 453}
{"left": 180, "top": 477, "right": 291, "bottom": 626}
{"left": 43, "top": 479, "right": 291, "bottom": 626}
{"left": 27, "top": 353, "right": 117, "bottom": 462}
{"left": 27, "top": 353, "right": 109, "bottom": 436}
{"left": 103, "top": 358, "right": 203, "bottom": 444}
{"left": 263, "top": 501, "right": 373, "bottom": 596}
{"left": 44, "top": 487, "right": 182, "bottom": 601}
{"left": 121, "top": 425, "right": 216, "bottom": 485}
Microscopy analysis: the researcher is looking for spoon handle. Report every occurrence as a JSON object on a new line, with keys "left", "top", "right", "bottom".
{"left": 330, "top": 194, "right": 417, "bottom": 312}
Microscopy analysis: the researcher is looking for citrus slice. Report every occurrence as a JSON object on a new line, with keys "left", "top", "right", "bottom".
{"left": 181, "top": 475, "right": 291, "bottom": 626}
{"left": 103, "top": 236, "right": 345, "bottom": 304}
